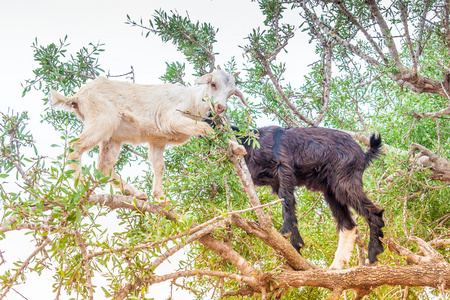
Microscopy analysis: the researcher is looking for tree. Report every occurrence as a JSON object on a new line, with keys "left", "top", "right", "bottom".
{"left": 2, "top": 1, "right": 450, "bottom": 299}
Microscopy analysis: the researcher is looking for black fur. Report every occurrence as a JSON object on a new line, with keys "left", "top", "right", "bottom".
{"left": 214, "top": 119, "right": 384, "bottom": 263}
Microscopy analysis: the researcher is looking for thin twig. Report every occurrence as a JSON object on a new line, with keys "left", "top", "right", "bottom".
{"left": 399, "top": 1, "right": 417, "bottom": 72}
{"left": 189, "top": 198, "right": 283, "bottom": 237}
{"left": 0, "top": 237, "right": 51, "bottom": 299}
{"left": 74, "top": 230, "right": 94, "bottom": 300}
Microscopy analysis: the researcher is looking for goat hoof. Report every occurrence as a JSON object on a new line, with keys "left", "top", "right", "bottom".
{"left": 136, "top": 193, "right": 148, "bottom": 201}
{"left": 279, "top": 230, "right": 292, "bottom": 239}
{"left": 365, "top": 258, "right": 379, "bottom": 267}
{"left": 233, "top": 145, "right": 247, "bottom": 156}
{"left": 329, "top": 265, "right": 342, "bottom": 270}
{"left": 329, "top": 259, "right": 346, "bottom": 270}
{"left": 229, "top": 140, "right": 247, "bottom": 156}
{"left": 199, "top": 123, "right": 214, "bottom": 136}
{"left": 279, "top": 224, "right": 292, "bottom": 238}
{"left": 152, "top": 192, "right": 171, "bottom": 207}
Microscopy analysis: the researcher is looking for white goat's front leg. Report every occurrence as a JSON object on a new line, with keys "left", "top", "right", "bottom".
{"left": 172, "top": 117, "right": 213, "bottom": 137}
{"left": 229, "top": 140, "right": 247, "bottom": 156}
{"left": 99, "top": 140, "right": 147, "bottom": 200}
{"left": 329, "top": 227, "right": 357, "bottom": 270}
{"left": 148, "top": 144, "right": 167, "bottom": 204}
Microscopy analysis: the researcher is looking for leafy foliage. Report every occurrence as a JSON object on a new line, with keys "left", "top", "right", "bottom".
{"left": 2, "top": 1, "right": 450, "bottom": 299}
{"left": 126, "top": 10, "right": 218, "bottom": 76}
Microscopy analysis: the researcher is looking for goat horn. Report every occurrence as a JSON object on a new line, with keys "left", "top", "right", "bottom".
{"left": 234, "top": 89, "right": 250, "bottom": 108}
{"left": 233, "top": 72, "right": 240, "bottom": 78}
{"left": 217, "top": 65, "right": 222, "bottom": 70}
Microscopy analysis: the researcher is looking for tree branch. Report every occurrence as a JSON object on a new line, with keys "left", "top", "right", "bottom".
{"left": 300, "top": 0, "right": 450, "bottom": 98}
{"left": 399, "top": 1, "right": 417, "bottom": 72}
{"left": 74, "top": 230, "right": 94, "bottom": 300}
{"left": 148, "top": 269, "right": 258, "bottom": 288}
{"left": 445, "top": 0, "right": 450, "bottom": 54}
{"left": 230, "top": 214, "right": 318, "bottom": 271}
{"left": 230, "top": 156, "right": 271, "bottom": 227}
{"left": 410, "top": 105, "right": 450, "bottom": 120}
{"left": 150, "top": 220, "right": 230, "bottom": 270}
{"left": 138, "top": 17, "right": 216, "bottom": 73}
{"left": 335, "top": 1, "right": 389, "bottom": 64}
{"left": 272, "top": 263, "right": 450, "bottom": 295}
{"left": 300, "top": 2, "right": 382, "bottom": 68}
{"left": 365, "top": 0, "right": 401, "bottom": 67}
{"left": 410, "top": 142, "right": 450, "bottom": 182}
{"left": 87, "top": 194, "right": 177, "bottom": 221}
{"left": 261, "top": 55, "right": 315, "bottom": 126}
{"left": 314, "top": 41, "right": 332, "bottom": 126}
{"left": 415, "top": 0, "right": 432, "bottom": 60}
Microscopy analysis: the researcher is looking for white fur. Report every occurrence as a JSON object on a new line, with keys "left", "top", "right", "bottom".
{"left": 329, "top": 227, "right": 357, "bottom": 270}
{"left": 49, "top": 70, "right": 246, "bottom": 201}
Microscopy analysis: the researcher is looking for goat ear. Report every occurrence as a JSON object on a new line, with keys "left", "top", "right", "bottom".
{"left": 234, "top": 89, "right": 250, "bottom": 108}
{"left": 195, "top": 74, "right": 212, "bottom": 85}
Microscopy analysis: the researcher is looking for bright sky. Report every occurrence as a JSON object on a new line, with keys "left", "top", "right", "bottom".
{"left": 0, "top": 1, "right": 314, "bottom": 299}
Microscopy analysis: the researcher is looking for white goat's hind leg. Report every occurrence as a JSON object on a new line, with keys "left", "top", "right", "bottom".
{"left": 98, "top": 140, "right": 148, "bottom": 200}
{"left": 329, "top": 227, "right": 357, "bottom": 270}
{"left": 67, "top": 143, "right": 84, "bottom": 181}
{"left": 148, "top": 144, "right": 167, "bottom": 204}
{"left": 67, "top": 132, "right": 102, "bottom": 182}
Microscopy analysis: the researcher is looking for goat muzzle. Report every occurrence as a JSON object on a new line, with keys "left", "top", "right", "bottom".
{"left": 215, "top": 104, "right": 226, "bottom": 114}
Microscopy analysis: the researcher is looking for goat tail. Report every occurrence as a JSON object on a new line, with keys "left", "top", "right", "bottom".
{"left": 48, "top": 90, "right": 84, "bottom": 120}
{"left": 364, "top": 131, "right": 382, "bottom": 168}
{"left": 49, "top": 90, "right": 73, "bottom": 108}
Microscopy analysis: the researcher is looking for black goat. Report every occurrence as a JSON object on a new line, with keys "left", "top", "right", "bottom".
{"left": 216, "top": 120, "right": 384, "bottom": 269}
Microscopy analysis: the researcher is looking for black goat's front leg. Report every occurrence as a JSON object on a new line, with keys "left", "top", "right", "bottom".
{"left": 277, "top": 184, "right": 305, "bottom": 253}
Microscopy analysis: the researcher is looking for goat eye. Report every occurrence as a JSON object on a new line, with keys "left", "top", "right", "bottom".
{"left": 211, "top": 82, "right": 216, "bottom": 88}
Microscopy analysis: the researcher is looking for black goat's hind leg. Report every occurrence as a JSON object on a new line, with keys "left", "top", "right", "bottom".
{"left": 348, "top": 190, "right": 385, "bottom": 265}
{"left": 366, "top": 209, "right": 385, "bottom": 264}
{"left": 278, "top": 186, "right": 304, "bottom": 252}
{"left": 289, "top": 224, "right": 305, "bottom": 252}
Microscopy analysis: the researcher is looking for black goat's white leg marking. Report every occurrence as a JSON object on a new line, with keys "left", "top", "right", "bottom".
{"left": 329, "top": 227, "right": 357, "bottom": 270}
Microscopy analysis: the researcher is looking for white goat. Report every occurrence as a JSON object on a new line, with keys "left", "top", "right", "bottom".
{"left": 49, "top": 69, "right": 247, "bottom": 203}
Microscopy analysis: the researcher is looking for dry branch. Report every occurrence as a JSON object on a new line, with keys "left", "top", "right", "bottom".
{"left": 87, "top": 193, "right": 177, "bottom": 221}
{"left": 230, "top": 214, "right": 318, "bottom": 271}
{"left": 74, "top": 230, "right": 94, "bottom": 300}
{"left": 410, "top": 143, "right": 450, "bottom": 182}
{"left": 342, "top": 129, "right": 450, "bottom": 183}
{"left": 272, "top": 263, "right": 450, "bottom": 294}
{"left": 301, "top": 0, "right": 450, "bottom": 98}
{"left": 230, "top": 156, "right": 270, "bottom": 227}
{"left": 249, "top": 43, "right": 314, "bottom": 126}
{"left": 4, "top": 154, "right": 450, "bottom": 299}
{"left": 365, "top": 0, "right": 401, "bottom": 67}
{"left": 4, "top": 188, "right": 450, "bottom": 299}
